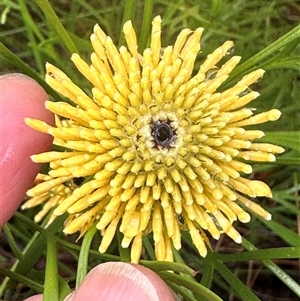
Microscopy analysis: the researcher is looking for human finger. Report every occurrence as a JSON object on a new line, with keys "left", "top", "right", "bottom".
{"left": 67, "top": 262, "right": 177, "bottom": 301}
{"left": 0, "top": 73, "right": 54, "bottom": 229}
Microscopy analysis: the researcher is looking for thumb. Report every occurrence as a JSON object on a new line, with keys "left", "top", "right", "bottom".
{"left": 0, "top": 73, "right": 54, "bottom": 229}
{"left": 67, "top": 262, "right": 177, "bottom": 301}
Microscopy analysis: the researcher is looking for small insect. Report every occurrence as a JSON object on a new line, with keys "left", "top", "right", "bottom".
{"left": 178, "top": 214, "right": 185, "bottom": 224}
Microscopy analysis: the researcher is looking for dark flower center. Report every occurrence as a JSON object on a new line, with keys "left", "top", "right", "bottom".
{"left": 151, "top": 120, "right": 176, "bottom": 148}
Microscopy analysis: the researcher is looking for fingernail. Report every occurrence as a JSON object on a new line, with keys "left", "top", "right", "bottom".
{"left": 70, "top": 262, "right": 176, "bottom": 301}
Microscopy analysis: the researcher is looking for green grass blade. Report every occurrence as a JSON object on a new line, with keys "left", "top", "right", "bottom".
{"left": 33, "top": 0, "right": 78, "bottom": 54}
{"left": 58, "top": 276, "right": 72, "bottom": 301}
{"left": 44, "top": 237, "right": 59, "bottom": 301}
{"left": 242, "top": 239, "right": 300, "bottom": 298}
{"left": 0, "top": 42, "right": 64, "bottom": 101}
{"left": 17, "top": 0, "right": 45, "bottom": 71}
{"left": 0, "top": 266, "right": 44, "bottom": 295}
{"left": 214, "top": 246, "right": 300, "bottom": 262}
{"left": 117, "top": 229, "right": 131, "bottom": 262}
{"left": 200, "top": 254, "right": 215, "bottom": 288}
{"left": 142, "top": 235, "right": 156, "bottom": 260}
{"left": 76, "top": 224, "right": 98, "bottom": 288}
{"left": 2, "top": 224, "right": 24, "bottom": 261}
{"left": 138, "top": 0, "right": 154, "bottom": 52}
{"left": 259, "top": 219, "right": 300, "bottom": 246}
{"left": 158, "top": 271, "right": 223, "bottom": 301}
{"left": 140, "top": 260, "right": 195, "bottom": 276}
{"left": 260, "top": 131, "right": 300, "bottom": 152}
{"left": 0, "top": 212, "right": 66, "bottom": 294}
{"left": 222, "top": 24, "right": 300, "bottom": 88}
{"left": 167, "top": 281, "right": 199, "bottom": 301}
{"left": 118, "top": 0, "right": 136, "bottom": 47}
{"left": 260, "top": 259, "right": 300, "bottom": 298}
{"left": 274, "top": 156, "right": 300, "bottom": 166}
{"left": 214, "top": 260, "right": 261, "bottom": 301}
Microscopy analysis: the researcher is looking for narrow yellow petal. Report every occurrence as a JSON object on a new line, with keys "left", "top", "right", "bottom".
{"left": 186, "top": 219, "right": 207, "bottom": 257}
{"left": 150, "top": 16, "right": 162, "bottom": 67}
{"left": 238, "top": 194, "right": 272, "bottom": 220}
{"left": 123, "top": 20, "right": 138, "bottom": 58}
{"left": 214, "top": 211, "right": 242, "bottom": 243}
{"left": 172, "top": 28, "right": 192, "bottom": 61}
{"left": 99, "top": 203, "right": 125, "bottom": 253}
{"left": 234, "top": 109, "right": 282, "bottom": 126}
{"left": 247, "top": 180, "right": 272, "bottom": 198}
{"left": 130, "top": 232, "right": 143, "bottom": 263}
{"left": 249, "top": 143, "right": 285, "bottom": 154}
{"left": 121, "top": 211, "right": 141, "bottom": 241}
{"left": 238, "top": 151, "right": 276, "bottom": 162}
{"left": 26, "top": 176, "right": 72, "bottom": 197}
{"left": 229, "top": 178, "right": 254, "bottom": 197}
{"left": 154, "top": 237, "right": 166, "bottom": 261}
{"left": 164, "top": 234, "right": 174, "bottom": 262}
{"left": 152, "top": 201, "right": 163, "bottom": 243}
{"left": 25, "top": 118, "right": 51, "bottom": 134}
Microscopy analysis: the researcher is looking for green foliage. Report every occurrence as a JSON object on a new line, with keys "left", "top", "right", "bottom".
{"left": 1, "top": 0, "right": 299, "bottom": 300}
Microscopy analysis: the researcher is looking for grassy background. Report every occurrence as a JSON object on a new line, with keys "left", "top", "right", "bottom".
{"left": 1, "top": 0, "right": 299, "bottom": 300}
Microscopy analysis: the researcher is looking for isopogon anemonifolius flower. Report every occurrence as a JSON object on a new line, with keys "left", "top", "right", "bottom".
{"left": 23, "top": 16, "right": 284, "bottom": 263}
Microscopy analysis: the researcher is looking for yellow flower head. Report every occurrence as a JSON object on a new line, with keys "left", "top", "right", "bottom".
{"left": 24, "top": 16, "right": 284, "bottom": 263}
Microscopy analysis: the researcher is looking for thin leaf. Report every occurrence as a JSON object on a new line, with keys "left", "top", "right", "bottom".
{"left": 2, "top": 224, "right": 24, "bottom": 261}
{"left": 222, "top": 24, "right": 300, "bottom": 88}
{"left": 138, "top": 0, "right": 154, "bottom": 52}
{"left": 259, "top": 218, "right": 300, "bottom": 246}
{"left": 200, "top": 253, "right": 215, "bottom": 288}
{"left": 140, "top": 260, "right": 195, "bottom": 276}
{"left": 242, "top": 239, "right": 300, "bottom": 298}
{"left": 0, "top": 212, "right": 66, "bottom": 294}
{"left": 213, "top": 246, "right": 300, "bottom": 262}
{"left": 34, "top": 0, "right": 78, "bottom": 54}
{"left": 58, "top": 275, "right": 72, "bottom": 301}
{"left": 158, "top": 271, "right": 223, "bottom": 301}
{"left": 142, "top": 235, "right": 156, "bottom": 260}
{"left": 167, "top": 281, "right": 199, "bottom": 301}
{"left": 214, "top": 260, "right": 261, "bottom": 301}
{"left": 44, "top": 237, "right": 59, "bottom": 301}
{"left": 118, "top": 0, "right": 136, "bottom": 47}
{"left": 0, "top": 266, "right": 44, "bottom": 294}
{"left": 260, "top": 131, "right": 300, "bottom": 152}
{"left": 76, "top": 224, "right": 98, "bottom": 288}
{"left": 266, "top": 57, "right": 300, "bottom": 71}
{"left": 274, "top": 156, "right": 300, "bottom": 166}
{"left": 117, "top": 229, "right": 131, "bottom": 262}
{"left": 0, "top": 42, "right": 65, "bottom": 101}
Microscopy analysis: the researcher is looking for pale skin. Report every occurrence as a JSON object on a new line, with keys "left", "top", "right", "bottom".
{"left": 0, "top": 74, "right": 176, "bottom": 301}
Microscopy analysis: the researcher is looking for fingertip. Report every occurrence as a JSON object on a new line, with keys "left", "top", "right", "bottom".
{"left": 22, "top": 294, "right": 43, "bottom": 301}
{"left": 70, "top": 262, "right": 176, "bottom": 301}
{"left": 0, "top": 73, "right": 54, "bottom": 228}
